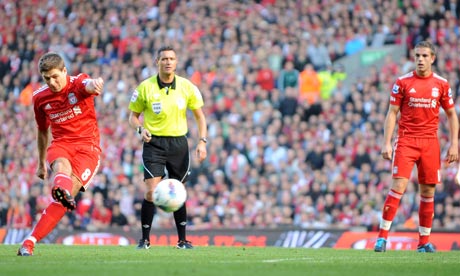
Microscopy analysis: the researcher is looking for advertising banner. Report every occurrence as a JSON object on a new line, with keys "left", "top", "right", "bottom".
{"left": 2, "top": 227, "right": 459, "bottom": 251}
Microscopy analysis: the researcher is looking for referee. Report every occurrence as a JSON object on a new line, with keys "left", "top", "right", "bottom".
{"left": 128, "top": 46, "right": 208, "bottom": 249}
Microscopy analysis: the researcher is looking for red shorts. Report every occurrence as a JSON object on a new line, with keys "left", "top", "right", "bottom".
{"left": 47, "top": 143, "right": 101, "bottom": 190}
{"left": 392, "top": 136, "right": 440, "bottom": 184}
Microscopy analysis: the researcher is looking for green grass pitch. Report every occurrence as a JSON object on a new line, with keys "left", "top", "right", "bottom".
{"left": 1, "top": 245, "right": 459, "bottom": 276}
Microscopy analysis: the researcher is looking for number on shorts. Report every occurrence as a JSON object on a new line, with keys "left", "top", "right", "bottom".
{"left": 81, "top": 168, "right": 92, "bottom": 181}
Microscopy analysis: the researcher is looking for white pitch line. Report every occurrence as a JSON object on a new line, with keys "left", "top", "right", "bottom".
{"left": 262, "top": 257, "right": 313, "bottom": 263}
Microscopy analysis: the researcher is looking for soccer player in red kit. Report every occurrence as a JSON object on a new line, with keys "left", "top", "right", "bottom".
{"left": 17, "top": 52, "right": 104, "bottom": 256}
{"left": 374, "top": 41, "right": 459, "bottom": 253}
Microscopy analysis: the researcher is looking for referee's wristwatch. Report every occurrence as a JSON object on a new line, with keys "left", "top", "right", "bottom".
{"left": 136, "top": 126, "right": 143, "bottom": 135}
{"left": 199, "top": 137, "right": 207, "bottom": 143}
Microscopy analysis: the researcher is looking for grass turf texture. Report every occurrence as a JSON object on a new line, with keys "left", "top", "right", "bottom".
{"left": 1, "top": 245, "right": 459, "bottom": 276}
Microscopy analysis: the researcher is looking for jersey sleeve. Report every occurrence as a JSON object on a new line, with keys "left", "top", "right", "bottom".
{"left": 187, "top": 81, "right": 204, "bottom": 110}
{"left": 389, "top": 78, "right": 404, "bottom": 106}
{"left": 74, "top": 73, "right": 93, "bottom": 98}
{"left": 128, "top": 86, "right": 145, "bottom": 113}
{"left": 440, "top": 82, "right": 455, "bottom": 110}
{"left": 33, "top": 98, "right": 49, "bottom": 131}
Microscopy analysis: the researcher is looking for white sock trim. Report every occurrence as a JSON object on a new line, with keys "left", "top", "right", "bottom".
{"left": 26, "top": 236, "right": 37, "bottom": 244}
{"left": 419, "top": 226, "right": 432, "bottom": 236}
{"left": 380, "top": 219, "right": 392, "bottom": 230}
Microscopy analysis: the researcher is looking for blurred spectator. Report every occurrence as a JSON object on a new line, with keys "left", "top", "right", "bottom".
{"left": 18, "top": 74, "right": 40, "bottom": 106}
{"left": 298, "top": 63, "right": 321, "bottom": 104}
{"left": 0, "top": 194, "right": 9, "bottom": 227}
{"left": 76, "top": 191, "right": 94, "bottom": 219}
{"left": 263, "top": 137, "right": 288, "bottom": 172}
{"left": 224, "top": 148, "right": 249, "bottom": 181}
{"left": 307, "top": 36, "right": 332, "bottom": 71}
{"left": 87, "top": 193, "right": 112, "bottom": 231}
{"left": 278, "top": 86, "right": 298, "bottom": 117}
{"left": 317, "top": 64, "right": 347, "bottom": 100}
{"left": 277, "top": 60, "right": 299, "bottom": 95}
{"left": 110, "top": 204, "right": 128, "bottom": 227}
{"left": 255, "top": 60, "right": 275, "bottom": 92}
{"left": 7, "top": 198, "right": 32, "bottom": 229}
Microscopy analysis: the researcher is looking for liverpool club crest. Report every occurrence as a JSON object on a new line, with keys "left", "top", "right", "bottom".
{"left": 68, "top": 92, "right": 77, "bottom": 105}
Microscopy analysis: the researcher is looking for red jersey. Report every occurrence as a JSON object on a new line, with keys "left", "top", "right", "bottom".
{"left": 389, "top": 70, "right": 454, "bottom": 138}
{"left": 91, "top": 207, "right": 112, "bottom": 225}
{"left": 33, "top": 73, "right": 100, "bottom": 147}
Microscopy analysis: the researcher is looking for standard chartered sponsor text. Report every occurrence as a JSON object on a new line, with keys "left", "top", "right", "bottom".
{"left": 50, "top": 109, "right": 75, "bottom": 123}
{"left": 408, "top": 97, "right": 433, "bottom": 108}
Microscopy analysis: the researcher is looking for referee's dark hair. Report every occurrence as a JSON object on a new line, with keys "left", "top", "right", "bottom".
{"left": 157, "top": 46, "right": 175, "bottom": 57}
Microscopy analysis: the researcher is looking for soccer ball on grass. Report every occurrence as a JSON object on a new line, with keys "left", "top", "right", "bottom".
{"left": 153, "top": 178, "right": 187, "bottom": 212}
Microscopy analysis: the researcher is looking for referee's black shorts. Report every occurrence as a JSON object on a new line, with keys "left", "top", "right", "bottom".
{"left": 142, "top": 135, "right": 190, "bottom": 182}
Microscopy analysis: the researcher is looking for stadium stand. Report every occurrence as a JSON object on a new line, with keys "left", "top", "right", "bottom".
{"left": 1, "top": 0, "right": 460, "bottom": 234}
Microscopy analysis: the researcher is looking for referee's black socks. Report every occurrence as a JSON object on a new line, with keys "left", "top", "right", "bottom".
{"left": 141, "top": 199, "right": 156, "bottom": 241}
{"left": 174, "top": 204, "right": 187, "bottom": 241}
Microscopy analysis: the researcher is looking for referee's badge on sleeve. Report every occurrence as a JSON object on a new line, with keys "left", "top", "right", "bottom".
{"left": 152, "top": 102, "right": 162, "bottom": 114}
{"left": 130, "top": 90, "right": 139, "bottom": 102}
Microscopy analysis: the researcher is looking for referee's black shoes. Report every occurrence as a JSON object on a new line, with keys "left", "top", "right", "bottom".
{"left": 176, "top": 240, "right": 193, "bottom": 249}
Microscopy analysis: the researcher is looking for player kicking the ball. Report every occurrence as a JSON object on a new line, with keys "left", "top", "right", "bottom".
{"left": 17, "top": 52, "right": 104, "bottom": 256}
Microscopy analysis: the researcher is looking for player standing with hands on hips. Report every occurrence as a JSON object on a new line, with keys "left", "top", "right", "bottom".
{"left": 18, "top": 52, "right": 104, "bottom": 256}
{"left": 128, "top": 46, "right": 207, "bottom": 249}
{"left": 374, "top": 41, "right": 459, "bottom": 253}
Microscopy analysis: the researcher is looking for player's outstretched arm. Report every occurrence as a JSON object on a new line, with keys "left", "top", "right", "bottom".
{"left": 85, "top": 77, "right": 104, "bottom": 95}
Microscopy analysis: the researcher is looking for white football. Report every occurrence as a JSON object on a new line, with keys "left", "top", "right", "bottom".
{"left": 153, "top": 178, "right": 187, "bottom": 212}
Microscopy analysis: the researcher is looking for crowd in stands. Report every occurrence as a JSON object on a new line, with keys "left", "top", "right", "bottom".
{"left": 2, "top": 0, "right": 460, "bottom": 235}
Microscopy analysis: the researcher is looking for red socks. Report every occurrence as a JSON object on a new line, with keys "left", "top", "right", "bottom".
{"left": 53, "top": 173, "right": 73, "bottom": 191}
{"left": 378, "top": 189, "right": 403, "bottom": 239}
{"left": 378, "top": 190, "right": 434, "bottom": 246}
{"left": 418, "top": 196, "right": 434, "bottom": 246}
{"left": 29, "top": 201, "right": 67, "bottom": 243}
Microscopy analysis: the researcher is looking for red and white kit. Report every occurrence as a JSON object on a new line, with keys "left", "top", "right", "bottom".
{"left": 33, "top": 73, "right": 101, "bottom": 187}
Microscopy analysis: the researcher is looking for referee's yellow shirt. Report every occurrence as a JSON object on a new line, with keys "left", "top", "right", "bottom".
{"left": 129, "top": 75, "right": 204, "bottom": 136}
